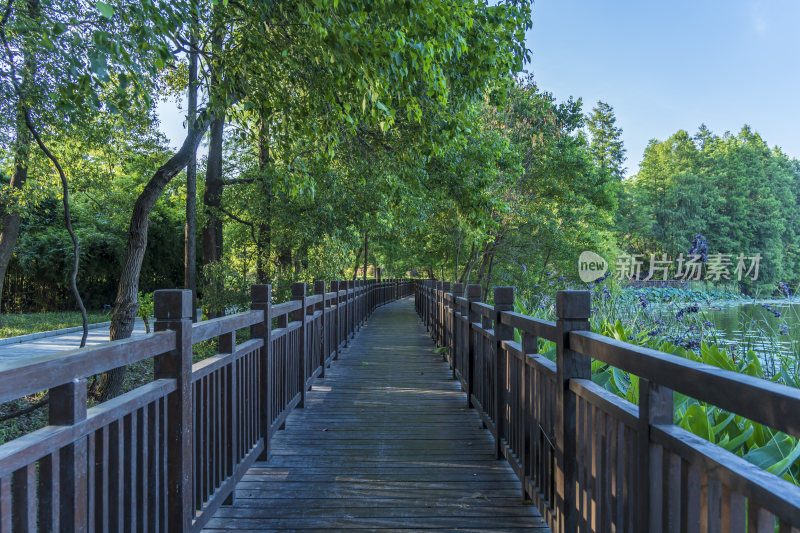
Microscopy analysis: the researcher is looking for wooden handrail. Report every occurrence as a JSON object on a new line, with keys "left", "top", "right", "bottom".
{"left": 416, "top": 279, "right": 800, "bottom": 532}
{"left": 0, "top": 278, "right": 413, "bottom": 532}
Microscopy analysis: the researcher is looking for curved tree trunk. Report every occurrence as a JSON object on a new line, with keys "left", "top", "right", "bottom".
{"left": 96, "top": 114, "right": 211, "bottom": 401}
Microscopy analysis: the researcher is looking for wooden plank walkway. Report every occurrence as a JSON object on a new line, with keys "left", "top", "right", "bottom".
{"left": 203, "top": 297, "right": 547, "bottom": 531}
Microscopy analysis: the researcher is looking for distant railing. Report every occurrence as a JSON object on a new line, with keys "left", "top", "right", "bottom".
{"left": 0, "top": 278, "right": 412, "bottom": 531}
{"left": 416, "top": 279, "right": 800, "bottom": 533}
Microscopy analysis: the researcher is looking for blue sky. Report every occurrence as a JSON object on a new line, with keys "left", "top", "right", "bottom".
{"left": 527, "top": 0, "right": 800, "bottom": 175}
{"left": 156, "top": 1, "right": 800, "bottom": 176}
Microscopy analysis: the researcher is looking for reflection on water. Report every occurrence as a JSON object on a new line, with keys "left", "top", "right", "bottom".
{"left": 704, "top": 302, "right": 800, "bottom": 371}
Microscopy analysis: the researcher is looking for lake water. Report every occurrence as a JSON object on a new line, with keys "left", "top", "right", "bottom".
{"left": 703, "top": 301, "right": 800, "bottom": 371}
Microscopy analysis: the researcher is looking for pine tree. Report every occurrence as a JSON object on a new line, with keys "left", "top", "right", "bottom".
{"left": 586, "top": 101, "right": 627, "bottom": 181}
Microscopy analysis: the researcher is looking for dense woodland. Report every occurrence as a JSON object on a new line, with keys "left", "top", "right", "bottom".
{"left": 1, "top": 1, "right": 799, "bottom": 389}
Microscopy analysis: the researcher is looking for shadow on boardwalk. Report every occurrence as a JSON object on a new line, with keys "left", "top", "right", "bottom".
{"left": 204, "top": 297, "right": 547, "bottom": 531}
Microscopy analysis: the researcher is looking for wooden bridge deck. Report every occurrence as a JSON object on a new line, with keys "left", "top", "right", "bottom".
{"left": 203, "top": 297, "right": 546, "bottom": 531}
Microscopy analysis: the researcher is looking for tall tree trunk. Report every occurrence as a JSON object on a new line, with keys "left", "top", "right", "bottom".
{"left": 454, "top": 231, "right": 462, "bottom": 282}
{"left": 257, "top": 111, "right": 270, "bottom": 283}
{"left": 363, "top": 230, "right": 368, "bottom": 280}
{"left": 202, "top": 10, "right": 225, "bottom": 317}
{"left": 351, "top": 245, "right": 363, "bottom": 280}
{"left": 537, "top": 247, "right": 552, "bottom": 284}
{"left": 184, "top": 21, "right": 198, "bottom": 321}
{"left": 0, "top": 0, "right": 36, "bottom": 320}
{"left": 482, "top": 249, "right": 496, "bottom": 300}
{"left": 202, "top": 115, "right": 225, "bottom": 318}
{"left": 474, "top": 241, "right": 491, "bottom": 284}
{"left": 278, "top": 248, "right": 292, "bottom": 274}
{"left": 0, "top": 103, "right": 29, "bottom": 320}
{"left": 99, "top": 113, "right": 211, "bottom": 401}
{"left": 458, "top": 242, "right": 476, "bottom": 284}
{"left": 202, "top": 115, "right": 225, "bottom": 265}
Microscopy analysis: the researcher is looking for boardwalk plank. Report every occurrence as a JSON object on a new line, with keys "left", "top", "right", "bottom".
{"left": 204, "top": 298, "right": 546, "bottom": 531}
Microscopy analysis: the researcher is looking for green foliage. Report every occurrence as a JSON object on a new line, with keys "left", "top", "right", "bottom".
{"left": 136, "top": 291, "right": 153, "bottom": 333}
{"left": 586, "top": 100, "right": 626, "bottom": 182}
{"left": 200, "top": 258, "right": 250, "bottom": 318}
{"left": 621, "top": 125, "right": 800, "bottom": 291}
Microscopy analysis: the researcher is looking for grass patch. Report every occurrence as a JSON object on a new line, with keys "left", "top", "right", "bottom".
{"left": 0, "top": 326, "right": 255, "bottom": 444}
{"left": 0, "top": 311, "right": 108, "bottom": 339}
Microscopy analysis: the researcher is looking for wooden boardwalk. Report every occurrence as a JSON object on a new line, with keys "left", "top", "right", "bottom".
{"left": 204, "top": 297, "right": 547, "bottom": 531}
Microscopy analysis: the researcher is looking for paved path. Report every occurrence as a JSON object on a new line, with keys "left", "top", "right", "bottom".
{"left": 204, "top": 298, "right": 547, "bottom": 532}
{"left": 0, "top": 319, "right": 147, "bottom": 361}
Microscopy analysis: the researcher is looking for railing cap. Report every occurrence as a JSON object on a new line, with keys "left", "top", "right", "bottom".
{"left": 556, "top": 290, "right": 591, "bottom": 320}
{"left": 292, "top": 282, "right": 307, "bottom": 298}
{"left": 251, "top": 284, "right": 272, "bottom": 303}
{"left": 494, "top": 286, "right": 514, "bottom": 306}
{"left": 466, "top": 284, "right": 481, "bottom": 300}
{"left": 154, "top": 289, "right": 193, "bottom": 320}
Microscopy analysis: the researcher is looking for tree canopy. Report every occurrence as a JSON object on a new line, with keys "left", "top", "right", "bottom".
{"left": 1, "top": 0, "right": 798, "bottom": 401}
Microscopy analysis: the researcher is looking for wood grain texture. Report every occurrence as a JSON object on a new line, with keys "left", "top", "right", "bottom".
{"left": 202, "top": 298, "right": 546, "bottom": 532}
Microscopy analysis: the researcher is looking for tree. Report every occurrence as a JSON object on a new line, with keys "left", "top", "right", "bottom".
{"left": 586, "top": 101, "right": 626, "bottom": 181}
{"left": 184, "top": 5, "right": 199, "bottom": 321}
{"left": 101, "top": 0, "right": 532, "bottom": 399}
{"left": 624, "top": 124, "right": 800, "bottom": 290}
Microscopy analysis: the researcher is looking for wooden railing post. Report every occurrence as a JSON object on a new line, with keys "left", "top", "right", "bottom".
{"left": 48, "top": 378, "right": 88, "bottom": 531}
{"left": 343, "top": 281, "right": 354, "bottom": 338}
{"left": 331, "top": 281, "right": 341, "bottom": 357}
{"left": 426, "top": 280, "right": 432, "bottom": 333}
{"left": 436, "top": 281, "right": 443, "bottom": 346}
{"left": 521, "top": 319, "right": 539, "bottom": 502}
{"left": 353, "top": 280, "right": 359, "bottom": 329}
{"left": 356, "top": 280, "right": 362, "bottom": 329}
{"left": 315, "top": 281, "right": 327, "bottom": 377}
{"left": 251, "top": 284, "right": 272, "bottom": 461}
{"left": 439, "top": 281, "right": 450, "bottom": 360}
{"left": 341, "top": 281, "right": 349, "bottom": 348}
{"left": 451, "top": 283, "right": 464, "bottom": 378}
{"left": 494, "top": 286, "right": 514, "bottom": 460}
{"left": 153, "top": 289, "right": 193, "bottom": 532}
{"left": 291, "top": 282, "right": 308, "bottom": 408}
{"left": 429, "top": 281, "right": 435, "bottom": 338}
{"left": 639, "top": 378, "right": 673, "bottom": 530}
{"left": 555, "top": 290, "right": 591, "bottom": 533}
{"left": 466, "top": 284, "right": 482, "bottom": 409}
{"left": 422, "top": 281, "right": 428, "bottom": 330}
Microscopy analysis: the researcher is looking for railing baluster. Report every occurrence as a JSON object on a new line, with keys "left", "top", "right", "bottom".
{"left": 292, "top": 283, "right": 308, "bottom": 408}
{"left": 153, "top": 289, "right": 194, "bottom": 531}
{"left": 47, "top": 378, "right": 88, "bottom": 532}
{"left": 315, "top": 281, "right": 327, "bottom": 377}
{"left": 555, "top": 290, "right": 591, "bottom": 533}
{"left": 640, "top": 377, "right": 674, "bottom": 531}
{"left": 466, "top": 284, "right": 482, "bottom": 409}
{"left": 251, "top": 285, "right": 272, "bottom": 463}
{"left": 451, "top": 283, "right": 464, "bottom": 380}
{"left": 494, "top": 287, "right": 514, "bottom": 460}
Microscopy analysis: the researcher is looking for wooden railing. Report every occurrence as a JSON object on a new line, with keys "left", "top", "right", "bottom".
{"left": 0, "top": 278, "right": 412, "bottom": 532}
{"left": 416, "top": 280, "right": 800, "bottom": 533}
